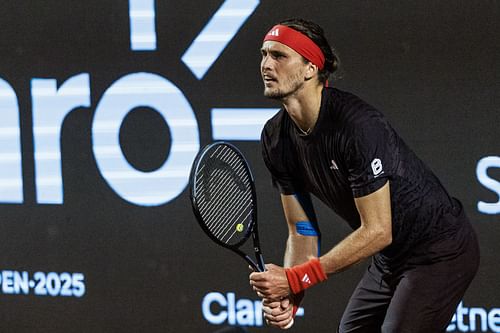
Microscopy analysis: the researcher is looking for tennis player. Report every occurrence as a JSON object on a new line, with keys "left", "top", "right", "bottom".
{"left": 249, "top": 18, "right": 480, "bottom": 332}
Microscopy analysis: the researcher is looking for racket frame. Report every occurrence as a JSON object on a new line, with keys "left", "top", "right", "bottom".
{"left": 190, "top": 141, "right": 265, "bottom": 272}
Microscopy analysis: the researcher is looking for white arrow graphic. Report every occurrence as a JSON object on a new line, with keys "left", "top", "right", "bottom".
{"left": 181, "top": 0, "right": 260, "bottom": 80}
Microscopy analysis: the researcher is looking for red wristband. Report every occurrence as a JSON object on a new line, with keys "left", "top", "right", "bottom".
{"left": 285, "top": 258, "right": 327, "bottom": 294}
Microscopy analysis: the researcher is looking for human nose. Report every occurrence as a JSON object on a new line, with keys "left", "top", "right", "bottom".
{"left": 261, "top": 54, "right": 272, "bottom": 71}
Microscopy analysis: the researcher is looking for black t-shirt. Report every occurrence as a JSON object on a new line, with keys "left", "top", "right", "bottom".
{"left": 261, "top": 87, "right": 460, "bottom": 268}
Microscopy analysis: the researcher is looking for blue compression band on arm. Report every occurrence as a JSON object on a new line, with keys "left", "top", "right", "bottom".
{"left": 293, "top": 193, "right": 321, "bottom": 256}
{"left": 296, "top": 221, "right": 320, "bottom": 236}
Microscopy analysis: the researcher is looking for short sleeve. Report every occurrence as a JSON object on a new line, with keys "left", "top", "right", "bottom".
{"left": 345, "top": 114, "right": 395, "bottom": 198}
{"left": 261, "top": 122, "right": 303, "bottom": 195}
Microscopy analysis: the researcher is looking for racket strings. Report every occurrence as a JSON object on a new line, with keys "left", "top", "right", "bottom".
{"left": 196, "top": 145, "right": 245, "bottom": 204}
{"left": 211, "top": 192, "right": 252, "bottom": 241}
{"left": 197, "top": 150, "right": 242, "bottom": 212}
{"left": 201, "top": 166, "right": 250, "bottom": 225}
{"left": 195, "top": 146, "right": 237, "bottom": 197}
{"left": 194, "top": 145, "right": 255, "bottom": 245}
{"left": 203, "top": 186, "right": 250, "bottom": 236}
{"left": 199, "top": 165, "right": 252, "bottom": 241}
{"left": 215, "top": 206, "right": 253, "bottom": 242}
{"left": 199, "top": 190, "right": 252, "bottom": 244}
{"left": 197, "top": 155, "right": 246, "bottom": 221}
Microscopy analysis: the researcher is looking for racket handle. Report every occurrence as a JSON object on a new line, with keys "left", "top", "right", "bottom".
{"left": 257, "top": 255, "right": 266, "bottom": 272}
{"left": 283, "top": 318, "right": 294, "bottom": 329}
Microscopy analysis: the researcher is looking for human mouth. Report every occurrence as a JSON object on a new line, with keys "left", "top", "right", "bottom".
{"left": 262, "top": 74, "right": 277, "bottom": 85}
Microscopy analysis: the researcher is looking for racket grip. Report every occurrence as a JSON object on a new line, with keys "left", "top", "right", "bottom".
{"left": 283, "top": 318, "right": 294, "bottom": 329}
{"left": 257, "top": 255, "right": 266, "bottom": 272}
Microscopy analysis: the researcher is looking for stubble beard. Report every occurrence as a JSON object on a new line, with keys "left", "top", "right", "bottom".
{"left": 263, "top": 72, "right": 304, "bottom": 100}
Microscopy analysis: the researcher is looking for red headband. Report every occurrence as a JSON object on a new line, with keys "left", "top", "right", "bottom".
{"left": 263, "top": 24, "right": 325, "bottom": 70}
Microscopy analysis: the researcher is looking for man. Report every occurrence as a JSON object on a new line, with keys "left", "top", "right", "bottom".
{"left": 249, "top": 18, "right": 480, "bottom": 332}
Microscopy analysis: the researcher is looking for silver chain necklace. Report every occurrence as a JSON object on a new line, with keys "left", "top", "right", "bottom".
{"left": 297, "top": 126, "right": 312, "bottom": 136}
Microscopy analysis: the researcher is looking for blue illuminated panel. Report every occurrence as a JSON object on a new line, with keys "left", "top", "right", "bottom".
{"left": 211, "top": 108, "right": 278, "bottom": 140}
{"left": 92, "top": 72, "right": 199, "bottom": 206}
{"left": 477, "top": 156, "right": 500, "bottom": 214}
{"left": 129, "top": 0, "right": 157, "bottom": 51}
{"left": 201, "top": 291, "right": 304, "bottom": 327}
{"left": 0, "top": 79, "right": 23, "bottom": 203}
{"left": 181, "top": 0, "right": 259, "bottom": 79}
{"left": 31, "top": 74, "right": 91, "bottom": 204}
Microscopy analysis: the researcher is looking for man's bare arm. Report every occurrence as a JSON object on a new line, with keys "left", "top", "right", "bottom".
{"left": 250, "top": 181, "right": 392, "bottom": 300}
{"left": 319, "top": 181, "right": 392, "bottom": 274}
{"left": 281, "top": 193, "right": 319, "bottom": 267}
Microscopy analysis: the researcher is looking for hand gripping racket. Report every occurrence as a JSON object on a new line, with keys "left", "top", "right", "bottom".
{"left": 190, "top": 142, "right": 266, "bottom": 272}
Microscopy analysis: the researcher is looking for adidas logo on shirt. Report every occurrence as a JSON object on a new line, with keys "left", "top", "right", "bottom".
{"left": 302, "top": 273, "right": 311, "bottom": 284}
{"left": 268, "top": 28, "right": 279, "bottom": 36}
{"left": 330, "top": 159, "right": 339, "bottom": 170}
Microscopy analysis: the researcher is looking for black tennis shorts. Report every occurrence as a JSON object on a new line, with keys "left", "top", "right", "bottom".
{"left": 338, "top": 203, "right": 480, "bottom": 333}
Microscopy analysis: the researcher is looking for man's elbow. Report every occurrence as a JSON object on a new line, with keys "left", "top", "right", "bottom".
{"left": 380, "top": 228, "right": 392, "bottom": 248}
{"left": 373, "top": 226, "right": 392, "bottom": 250}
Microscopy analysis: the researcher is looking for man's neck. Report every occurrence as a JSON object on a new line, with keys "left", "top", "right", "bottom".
{"left": 282, "top": 83, "right": 324, "bottom": 134}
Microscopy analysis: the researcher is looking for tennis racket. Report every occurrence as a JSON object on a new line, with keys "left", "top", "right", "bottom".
{"left": 189, "top": 141, "right": 265, "bottom": 272}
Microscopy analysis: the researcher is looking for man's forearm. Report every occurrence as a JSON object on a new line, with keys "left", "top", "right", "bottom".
{"left": 320, "top": 224, "right": 391, "bottom": 274}
{"left": 318, "top": 181, "right": 392, "bottom": 274}
{"left": 284, "top": 233, "right": 319, "bottom": 267}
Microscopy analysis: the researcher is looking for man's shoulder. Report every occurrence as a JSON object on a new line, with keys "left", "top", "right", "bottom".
{"left": 262, "top": 108, "right": 287, "bottom": 139}
{"left": 328, "top": 88, "right": 387, "bottom": 130}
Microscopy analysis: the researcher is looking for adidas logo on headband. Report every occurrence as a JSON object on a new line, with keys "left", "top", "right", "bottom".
{"left": 263, "top": 24, "right": 325, "bottom": 70}
{"left": 268, "top": 28, "right": 280, "bottom": 37}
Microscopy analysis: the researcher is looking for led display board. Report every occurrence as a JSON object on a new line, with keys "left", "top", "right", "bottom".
{"left": 0, "top": 1, "right": 498, "bottom": 332}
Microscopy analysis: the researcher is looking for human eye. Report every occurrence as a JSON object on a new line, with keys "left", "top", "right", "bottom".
{"left": 272, "top": 52, "right": 286, "bottom": 60}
